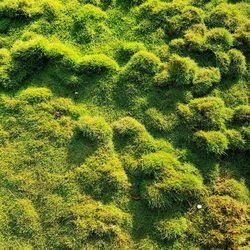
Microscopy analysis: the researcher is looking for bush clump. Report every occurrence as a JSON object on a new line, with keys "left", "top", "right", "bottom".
{"left": 168, "top": 54, "right": 198, "bottom": 86}
{"left": 156, "top": 217, "right": 188, "bottom": 241}
{"left": 228, "top": 49, "right": 247, "bottom": 77}
{"left": 215, "top": 51, "right": 231, "bottom": 75}
{"left": 224, "top": 129, "right": 245, "bottom": 150}
{"left": 192, "top": 67, "right": 221, "bottom": 95}
{"left": 122, "top": 51, "right": 160, "bottom": 84}
{"left": 78, "top": 116, "right": 112, "bottom": 144}
{"left": 177, "top": 97, "right": 232, "bottom": 130}
{"left": 194, "top": 130, "right": 229, "bottom": 155}
{"left": 17, "top": 87, "right": 53, "bottom": 104}
{"left": 205, "top": 28, "right": 234, "bottom": 51}
{"left": 234, "top": 21, "right": 250, "bottom": 53}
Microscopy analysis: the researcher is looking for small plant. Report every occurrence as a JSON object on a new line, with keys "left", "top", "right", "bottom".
{"left": 194, "top": 130, "right": 229, "bottom": 155}
{"left": 78, "top": 116, "right": 112, "bottom": 144}
{"left": 205, "top": 28, "right": 233, "bottom": 51}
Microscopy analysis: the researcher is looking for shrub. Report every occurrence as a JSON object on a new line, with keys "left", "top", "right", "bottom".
{"left": 17, "top": 87, "right": 53, "bottom": 104}
{"left": 192, "top": 67, "right": 221, "bottom": 96}
{"left": 78, "top": 54, "right": 119, "bottom": 75}
{"left": 215, "top": 51, "right": 231, "bottom": 75}
{"left": 117, "top": 42, "right": 146, "bottom": 62}
{"left": 156, "top": 217, "right": 188, "bottom": 241}
{"left": 0, "top": 48, "right": 11, "bottom": 89}
{"left": 177, "top": 97, "right": 232, "bottom": 130}
{"left": 205, "top": 28, "right": 233, "bottom": 51}
{"left": 41, "top": 0, "right": 64, "bottom": 19}
{"left": 228, "top": 49, "right": 247, "bottom": 77}
{"left": 224, "top": 129, "right": 245, "bottom": 150}
{"left": 194, "top": 130, "right": 229, "bottom": 155}
{"left": 169, "top": 38, "right": 186, "bottom": 54}
{"left": 233, "top": 105, "right": 250, "bottom": 125}
{"left": 215, "top": 178, "right": 249, "bottom": 203}
{"left": 241, "top": 126, "right": 250, "bottom": 150}
{"left": 122, "top": 51, "right": 160, "bottom": 83}
{"left": 78, "top": 116, "right": 112, "bottom": 144}
{"left": 168, "top": 54, "right": 198, "bottom": 86}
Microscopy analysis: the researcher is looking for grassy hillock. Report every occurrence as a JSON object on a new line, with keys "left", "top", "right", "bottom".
{"left": 0, "top": 0, "right": 249, "bottom": 249}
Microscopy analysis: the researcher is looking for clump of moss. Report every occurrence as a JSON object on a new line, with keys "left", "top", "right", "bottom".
{"left": 78, "top": 116, "right": 112, "bottom": 145}
{"left": 194, "top": 130, "right": 229, "bottom": 155}
{"left": 17, "top": 87, "right": 53, "bottom": 104}
{"left": 192, "top": 67, "right": 221, "bottom": 96}
{"left": 121, "top": 51, "right": 160, "bottom": 84}
{"left": 156, "top": 216, "right": 188, "bottom": 241}
{"left": 205, "top": 28, "right": 234, "bottom": 51}
{"left": 167, "top": 54, "right": 198, "bottom": 86}
{"left": 178, "top": 97, "right": 232, "bottom": 130}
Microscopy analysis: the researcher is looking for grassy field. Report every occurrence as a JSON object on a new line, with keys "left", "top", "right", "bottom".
{"left": 0, "top": 0, "right": 249, "bottom": 249}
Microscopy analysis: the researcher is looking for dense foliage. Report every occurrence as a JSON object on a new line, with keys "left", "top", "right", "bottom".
{"left": 0, "top": 0, "right": 249, "bottom": 249}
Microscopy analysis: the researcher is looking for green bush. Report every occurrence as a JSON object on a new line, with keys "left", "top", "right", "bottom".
{"left": 224, "top": 129, "right": 245, "bottom": 150}
{"left": 215, "top": 178, "right": 249, "bottom": 203}
{"left": 215, "top": 51, "right": 231, "bottom": 75}
{"left": 0, "top": 48, "right": 11, "bottom": 89}
{"left": 205, "top": 28, "right": 234, "bottom": 51}
{"left": 228, "top": 49, "right": 247, "bottom": 77}
{"left": 241, "top": 126, "right": 250, "bottom": 150}
{"left": 78, "top": 116, "right": 112, "bottom": 144}
{"left": 177, "top": 97, "right": 232, "bottom": 130}
{"left": 192, "top": 67, "right": 221, "bottom": 95}
{"left": 122, "top": 51, "right": 160, "bottom": 84}
{"left": 168, "top": 54, "right": 198, "bottom": 86}
{"left": 156, "top": 217, "right": 188, "bottom": 241}
{"left": 169, "top": 38, "right": 186, "bottom": 54}
{"left": 17, "top": 87, "right": 53, "bottom": 104}
{"left": 233, "top": 105, "right": 250, "bottom": 125}
{"left": 194, "top": 130, "right": 229, "bottom": 155}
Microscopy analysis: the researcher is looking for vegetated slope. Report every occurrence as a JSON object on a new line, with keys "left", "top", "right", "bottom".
{"left": 0, "top": 0, "right": 249, "bottom": 249}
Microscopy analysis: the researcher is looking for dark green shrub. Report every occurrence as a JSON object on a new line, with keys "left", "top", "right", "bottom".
{"left": 122, "top": 51, "right": 160, "bottom": 84}
{"left": 241, "top": 126, "right": 250, "bottom": 150}
{"left": 17, "top": 87, "right": 53, "bottom": 104}
{"left": 168, "top": 54, "right": 198, "bottom": 86}
{"left": 78, "top": 116, "right": 112, "bottom": 144}
{"left": 228, "top": 49, "right": 247, "bottom": 77}
{"left": 156, "top": 217, "right": 188, "bottom": 241}
{"left": 178, "top": 97, "right": 232, "bottom": 130}
{"left": 224, "top": 129, "right": 245, "bottom": 150}
{"left": 0, "top": 48, "right": 11, "bottom": 89}
{"left": 169, "top": 38, "right": 186, "bottom": 54}
{"left": 233, "top": 105, "right": 250, "bottom": 125}
{"left": 215, "top": 51, "right": 231, "bottom": 75}
{"left": 205, "top": 28, "right": 233, "bottom": 51}
{"left": 215, "top": 178, "right": 249, "bottom": 203}
{"left": 192, "top": 67, "right": 221, "bottom": 95}
{"left": 194, "top": 130, "right": 229, "bottom": 155}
